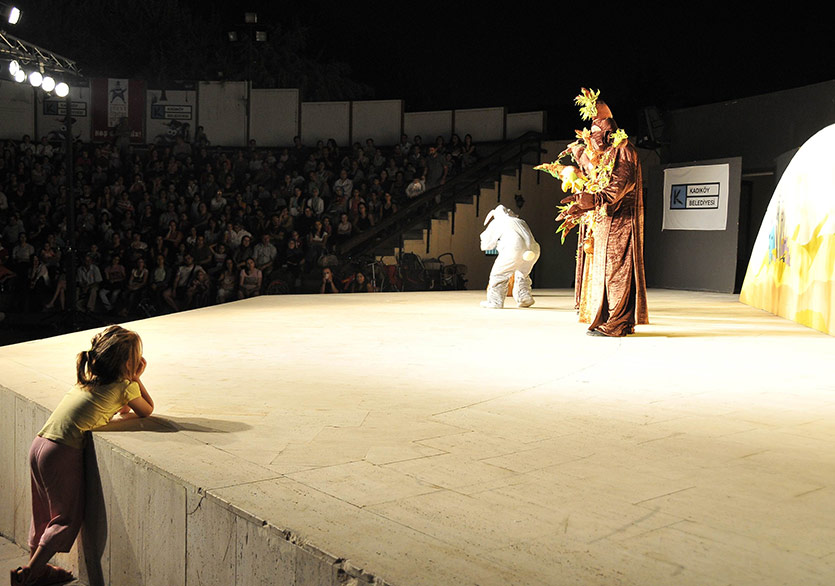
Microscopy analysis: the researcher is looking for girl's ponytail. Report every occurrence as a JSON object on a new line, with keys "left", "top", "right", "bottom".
{"left": 76, "top": 350, "right": 93, "bottom": 385}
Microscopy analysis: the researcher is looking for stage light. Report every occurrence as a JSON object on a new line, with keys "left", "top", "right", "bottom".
{"left": 3, "top": 4, "right": 20, "bottom": 25}
{"left": 55, "top": 82, "right": 69, "bottom": 97}
{"left": 28, "top": 70, "right": 42, "bottom": 87}
{"left": 13, "top": 69, "right": 25, "bottom": 83}
{"left": 255, "top": 31, "right": 267, "bottom": 42}
{"left": 244, "top": 12, "right": 257, "bottom": 24}
{"left": 41, "top": 75, "right": 55, "bottom": 92}
{"left": 8, "top": 59, "right": 20, "bottom": 76}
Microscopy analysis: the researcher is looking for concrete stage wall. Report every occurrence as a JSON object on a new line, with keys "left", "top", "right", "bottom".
{"left": 2, "top": 290, "right": 835, "bottom": 585}
{"left": 1, "top": 382, "right": 351, "bottom": 585}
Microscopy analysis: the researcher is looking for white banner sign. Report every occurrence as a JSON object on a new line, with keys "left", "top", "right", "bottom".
{"left": 662, "top": 163, "right": 729, "bottom": 230}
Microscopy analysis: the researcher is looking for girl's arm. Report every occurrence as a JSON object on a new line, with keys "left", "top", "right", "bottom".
{"left": 127, "top": 357, "right": 154, "bottom": 417}
{"left": 128, "top": 379, "right": 154, "bottom": 417}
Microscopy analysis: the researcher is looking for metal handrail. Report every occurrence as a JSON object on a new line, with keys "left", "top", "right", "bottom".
{"left": 336, "top": 131, "right": 543, "bottom": 258}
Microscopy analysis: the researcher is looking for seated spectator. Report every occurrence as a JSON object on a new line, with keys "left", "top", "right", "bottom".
{"left": 39, "top": 239, "right": 61, "bottom": 272}
{"left": 321, "top": 216, "right": 334, "bottom": 241}
{"left": 203, "top": 218, "right": 223, "bottom": 246}
{"left": 120, "top": 209, "right": 136, "bottom": 235}
{"left": 194, "top": 126, "right": 210, "bottom": 148}
{"left": 295, "top": 206, "right": 315, "bottom": 238}
{"left": 99, "top": 254, "right": 127, "bottom": 312}
{"left": 253, "top": 234, "right": 277, "bottom": 274}
{"left": 36, "top": 136, "right": 54, "bottom": 159}
{"left": 226, "top": 221, "right": 251, "bottom": 251}
{"left": 380, "top": 192, "right": 398, "bottom": 219}
{"left": 355, "top": 203, "right": 374, "bottom": 233}
{"left": 208, "top": 242, "right": 229, "bottom": 275}
{"left": 76, "top": 254, "right": 102, "bottom": 312}
{"left": 149, "top": 254, "right": 171, "bottom": 310}
{"left": 334, "top": 212, "right": 352, "bottom": 247}
{"left": 26, "top": 255, "right": 51, "bottom": 311}
{"left": 151, "top": 235, "right": 170, "bottom": 265}
{"left": 288, "top": 186, "right": 304, "bottom": 217}
{"left": 319, "top": 266, "right": 340, "bottom": 294}
{"left": 333, "top": 169, "right": 353, "bottom": 201}
{"left": 11, "top": 233, "right": 35, "bottom": 271}
{"left": 163, "top": 253, "right": 207, "bottom": 312}
{"left": 3, "top": 213, "right": 26, "bottom": 246}
{"left": 273, "top": 209, "right": 293, "bottom": 234}
{"left": 138, "top": 205, "right": 156, "bottom": 237}
{"left": 190, "top": 234, "right": 213, "bottom": 269}
{"left": 210, "top": 189, "right": 227, "bottom": 214}
{"left": 306, "top": 187, "right": 325, "bottom": 217}
{"left": 306, "top": 220, "right": 328, "bottom": 264}
{"left": 366, "top": 192, "right": 382, "bottom": 218}
{"left": 124, "top": 257, "right": 149, "bottom": 316}
{"left": 233, "top": 234, "right": 255, "bottom": 270}
{"left": 390, "top": 171, "right": 407, "bottom": 200}
{"left": 448, "top": 133, "right": 463, "bottom": 166}
{"left": 238, "top": 257, "right": 262, "bottom": 299}
{"left": 216, "top": 258, "right": 238, "bottom": 303}
{"left": 283, "top": 238, "right": 305, "bottom": 282}
{"left": 348, "top": 159, "right": 365, "bottom": 185}
{"left": 461, "top": 133, "right": 478, "bottom": 168}
{"left": 424, "top": 146, "right": 448, "bottom": 189}
{"left": 327, "top": 187, "right": 348, "bottom": 217}
{"left": 43, "top": 268, "right": 66, "bottom": 312}
{"left": 347, "top": 271, "right": 374, "bottom": 293}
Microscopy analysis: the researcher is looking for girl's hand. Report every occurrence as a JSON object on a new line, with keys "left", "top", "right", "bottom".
{"left": 133, "top": 357, "right": 147, "bottom": 380}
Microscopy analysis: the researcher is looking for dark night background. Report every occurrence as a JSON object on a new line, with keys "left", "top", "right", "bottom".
{"left": 8, "top": 1, "right": 835, "bottom": 136}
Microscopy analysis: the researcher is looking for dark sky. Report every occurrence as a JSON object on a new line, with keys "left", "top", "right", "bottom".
{"left": 256, "top": 3, "right": 835, "bottom": 134}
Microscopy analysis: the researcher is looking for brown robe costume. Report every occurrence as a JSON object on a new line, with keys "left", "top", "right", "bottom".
{"left": 585, "top": 137, "right": 648, "bottom": 335}
{"left": 565, "top": 111, "right": 648, "bottom": 335}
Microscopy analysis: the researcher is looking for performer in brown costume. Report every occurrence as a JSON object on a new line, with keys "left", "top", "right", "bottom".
{"left": 559, "top": 99, "right": 648, "bottom": 336}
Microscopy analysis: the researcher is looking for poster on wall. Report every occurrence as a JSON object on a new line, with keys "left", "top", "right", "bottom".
{"left": 90, "top": 78, "right": 145, "bottom": 143}
{"left": 38, "top": 82, "right": 92, "bottom": 143}
{"left": 146, "top": 82, "right": 197, "bottom": 146}
{"left": 662, "top": 163, "right": 729, "bottom": 230}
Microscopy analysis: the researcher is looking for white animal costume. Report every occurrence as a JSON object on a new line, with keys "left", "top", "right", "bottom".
{"left": 479, "top": 204, "right": 540, "bottom": 308}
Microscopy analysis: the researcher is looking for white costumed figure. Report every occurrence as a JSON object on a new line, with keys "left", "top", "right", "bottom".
{"left": 479, "top": 204, "right": 540, "bottom": 308}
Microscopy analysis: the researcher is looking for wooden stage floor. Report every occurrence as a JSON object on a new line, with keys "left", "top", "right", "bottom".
{"left": 2, "top": 289, "right": 834, "bottom": 585}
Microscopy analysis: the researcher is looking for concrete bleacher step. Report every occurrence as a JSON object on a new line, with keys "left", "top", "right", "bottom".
{"left": 402, "top": 227, "right": 427, "bottom": 240}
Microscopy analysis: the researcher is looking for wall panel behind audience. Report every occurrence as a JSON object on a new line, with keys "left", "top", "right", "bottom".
{"left": 351, "top": 100, "right": 403, "bottom": 147}
{"left": 0, "top": 83, "right": 35, "bottom": 140}
{"left": 36, "top": 84, "right": 92, "bottom": 143}
{"left": 198, "top": 81, "right": 247, "bottom": 147}
{"left": 250, "top": 89, "right": 300, "bottom": 147}
{"left": 404, "top": 111, "right": 453, "bottom": 144}
{"left": 301, "top": 102, "right": 350, "bottom": 147}
{"left": 455, "top": 107, "right": 506, "bottom": 142}
{"left": 507, "top": 112, "right": 546, "bottom": 139}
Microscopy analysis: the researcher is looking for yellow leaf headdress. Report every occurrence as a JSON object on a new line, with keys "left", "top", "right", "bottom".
{"left": 575, "top": 88, "right": 600, "bottom": 121}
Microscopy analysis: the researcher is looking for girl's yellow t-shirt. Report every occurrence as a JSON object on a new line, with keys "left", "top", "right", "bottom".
{"left": 39, "top": 380, "right": 141, "bottom": 449}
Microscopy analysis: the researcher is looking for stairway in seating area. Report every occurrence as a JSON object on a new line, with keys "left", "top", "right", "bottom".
{"left": 388, "top": 138, "right": 575, "bottom": 292}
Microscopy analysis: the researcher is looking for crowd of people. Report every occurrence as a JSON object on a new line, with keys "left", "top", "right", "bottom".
{"left": 0, "top": 130, "right": 479, "bottom": 317}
